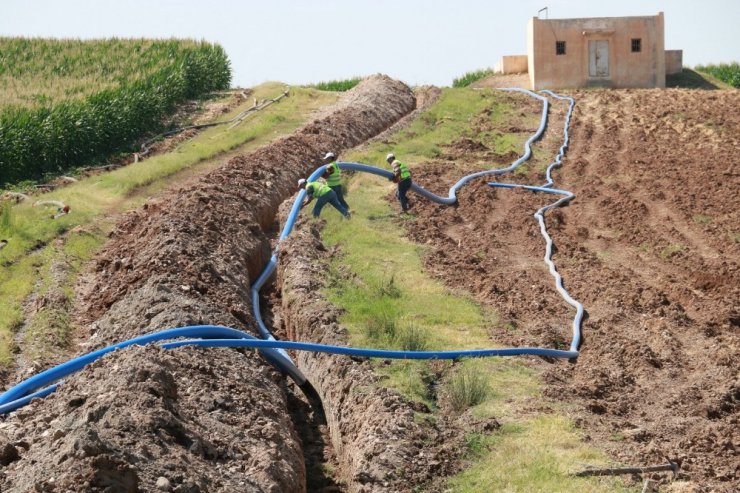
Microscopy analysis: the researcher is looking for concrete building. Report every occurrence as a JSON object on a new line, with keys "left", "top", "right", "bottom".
{"left": 496, "top": 12, "right": 682, "bottom": 89}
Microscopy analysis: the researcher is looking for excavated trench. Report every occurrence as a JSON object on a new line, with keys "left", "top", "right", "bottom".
{"left": 0, "top": 76, "right": 434, "bottom": 492}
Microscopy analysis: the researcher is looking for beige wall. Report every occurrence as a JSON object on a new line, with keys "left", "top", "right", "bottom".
{"left": 665, "top": 50, "right": 683, "bottom": 75}
{"left": 528, "top": 12, "right": 666, "bottom": 90}
{"left": 501, "top": 55, "right": 528, "bottom": 74}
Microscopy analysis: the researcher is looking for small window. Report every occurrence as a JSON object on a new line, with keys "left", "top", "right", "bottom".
{"left": 556, "top": 41, "right": 566, "bottom": 55}
{"left": 631, "top": 38, "right": 641, "bottom": 53}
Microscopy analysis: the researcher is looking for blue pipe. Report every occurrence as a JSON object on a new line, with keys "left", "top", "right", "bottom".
{"left": 487, "top": 92, "right": 582, "bottom": 354}
{"left": 1, "top": 88, "right": 581, "bottom": 414}
{"left": 0, "top": 326, "right": 280, "bottom": 413}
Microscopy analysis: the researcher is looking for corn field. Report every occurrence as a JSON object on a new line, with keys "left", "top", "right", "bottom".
{"left": 695, "top": 62, "right": 740, "bottom": 88}
{"left": 0, "top": 38, "right": 231, "bottom": 185}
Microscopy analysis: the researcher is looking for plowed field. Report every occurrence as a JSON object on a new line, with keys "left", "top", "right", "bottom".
{"left": 404, "top": 88, "right": 739, "bottom": 491}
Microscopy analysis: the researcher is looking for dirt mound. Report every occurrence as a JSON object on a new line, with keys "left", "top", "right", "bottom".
{"left": 277, "top": 218, "right": 462, "bottom": 492}
{"left": 0, "top": 75, "right": 416, "bottom": 492}
{"left": 403, "top": 89, "right": 740, "bottom": 491}
{"left": 0, "top": 345, "right": 298, "bottom": 492}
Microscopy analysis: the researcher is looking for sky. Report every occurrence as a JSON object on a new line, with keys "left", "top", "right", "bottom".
{"left": 1, "top": 0, "right": 738, "bottom": 88}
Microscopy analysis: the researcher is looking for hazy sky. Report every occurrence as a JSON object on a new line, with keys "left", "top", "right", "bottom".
{"left": 1, "top": 0, "right": 738, "bottom": 87}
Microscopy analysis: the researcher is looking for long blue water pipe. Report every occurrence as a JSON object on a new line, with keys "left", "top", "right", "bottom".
{"left": 0, "top": 88, "right": 581, "bottom": 414}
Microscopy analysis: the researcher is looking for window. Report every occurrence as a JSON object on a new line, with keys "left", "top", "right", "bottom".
{"left": 631, "top": 38, "right": 641, "bottom": 53}
{"left": 556, "top": 41, "right": 566, "bottom": 55}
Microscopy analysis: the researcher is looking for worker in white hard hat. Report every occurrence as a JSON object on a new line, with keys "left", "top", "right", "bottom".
{"left": 297, "top": 178, "right": 351, "bottom": 219}
{"left": 322, "top": 151, "right": 350, "bottom": 211}
{"left": 385, "top": 153, "right": 412, "bottom": 213}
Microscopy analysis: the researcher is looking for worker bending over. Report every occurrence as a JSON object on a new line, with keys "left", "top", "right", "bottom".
{"left": 298, "top": 178, "right": 351, "bottom": 219}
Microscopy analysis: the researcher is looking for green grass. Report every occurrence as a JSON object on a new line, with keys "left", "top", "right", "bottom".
{"left": 357, "top": 87, "right": 529, "bottom": 170}
{"left": 310, "top": 77, "right": 363, "bottom": 92}
{"left": 453, "top": 68, "right": 496, "bottom": 88}
{"left": 449, "top": 416, "right": 633, "bottom": 492}
{"left": 0, "top": 83, "right": 339, "bottom": 365}
{"left": 318, "top": 87, "right": 632, "bottom": 491}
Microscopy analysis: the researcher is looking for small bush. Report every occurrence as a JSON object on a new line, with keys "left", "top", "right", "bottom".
{"left": 452, "top": 68, "right": 495, "bottom": 88}
{"left": 445, "top": 363, "right": 490, "bottom": 411}
{"left": 312, "top": 78, "right": 363, "bottom": 92}
{"left": 395, "top": 323, "right": 430, "bottom": 351}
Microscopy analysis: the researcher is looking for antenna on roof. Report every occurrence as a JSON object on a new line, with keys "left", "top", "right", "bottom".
{"left": 538, "top": 7, "right": 548, "bottom": 19}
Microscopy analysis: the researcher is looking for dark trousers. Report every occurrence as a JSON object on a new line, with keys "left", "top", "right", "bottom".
{"left": 329, "top": 185, "right": 349, "bottom": 210}
{"left": 396, "top": 177, "right": 412, "bottom": 212}
{"left": 313, "top": 190, "right": 350, "bottom": 218}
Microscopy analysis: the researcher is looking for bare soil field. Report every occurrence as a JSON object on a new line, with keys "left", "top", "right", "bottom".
{"left": 404, "top": 88, "right": 739, "bottom": 491}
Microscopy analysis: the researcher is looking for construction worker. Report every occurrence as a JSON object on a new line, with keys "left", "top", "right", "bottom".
{"left": 386, "top": 153, "right": 412, "bottom": 213}
{"left": 298, "top": 178, "right": 351, "bottom": 219}
{"left": 322, "top": 152, "right": 350, "bottom": 210}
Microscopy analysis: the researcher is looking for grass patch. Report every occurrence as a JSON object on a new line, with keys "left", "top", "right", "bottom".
{"left": 453, "top": 68, "right": 495, "bottom": 88}
{"left": 354, "top": 88, "right": 533, "bottom": 172}
{"left": 659, "top": 244, "right": 684, "bottom": 260}
{"left": 691, "top": 214, "right": 712, "bottom": 225}
{"left": 695, "top": 62, "right": 740, "bottom": 88}
{"left": 449, "top": 416, "right": 633, "bottom": 492}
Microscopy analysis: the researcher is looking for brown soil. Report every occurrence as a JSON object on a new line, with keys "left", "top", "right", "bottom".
{"left": 403, "top": 88, "right": 740, "bottom": 491}
{"left": 0, "top": 75, "right": 416, "bottom": 492}
{"left": 277, "top": 219, "right": 464, "bottom": 492}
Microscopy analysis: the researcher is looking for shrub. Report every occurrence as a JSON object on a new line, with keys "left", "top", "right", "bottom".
{"left": 394, "top": 323, "right": 430, "bottom": 351}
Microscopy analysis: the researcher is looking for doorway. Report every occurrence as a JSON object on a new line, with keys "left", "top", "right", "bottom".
{"left": 589, "top": 40, "right": 609, "bottom": 77}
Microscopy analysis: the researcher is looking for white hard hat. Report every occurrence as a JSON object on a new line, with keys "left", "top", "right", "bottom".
{"left": 323, "top": 152, "right": 336, "bottom": 160}
{"left": 297, "top": 178, "right": 307, "bottom": 187}
{"left": 386, "top": 153, "right": 395, "bottom": 162}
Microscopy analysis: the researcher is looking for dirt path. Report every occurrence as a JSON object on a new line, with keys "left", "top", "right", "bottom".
{"left": 0, "top": 76, "right": 416, "bottom": 492}
{"left": 403, "top": 88, "right": 739, "bottom": 491}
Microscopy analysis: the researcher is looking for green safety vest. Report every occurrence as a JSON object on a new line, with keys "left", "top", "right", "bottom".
{"left": 306, "top": 181, "right": 331, "bottom": 198}
{"left": 326, "top": 162, "right": 341, "bottom": 187}
{"left": 397, "top": 161, "right": 411, "bottom": 180}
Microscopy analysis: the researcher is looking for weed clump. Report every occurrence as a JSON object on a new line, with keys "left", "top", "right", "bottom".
{"left": 445, "top": 363, "right": 490, "bottom": 411}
